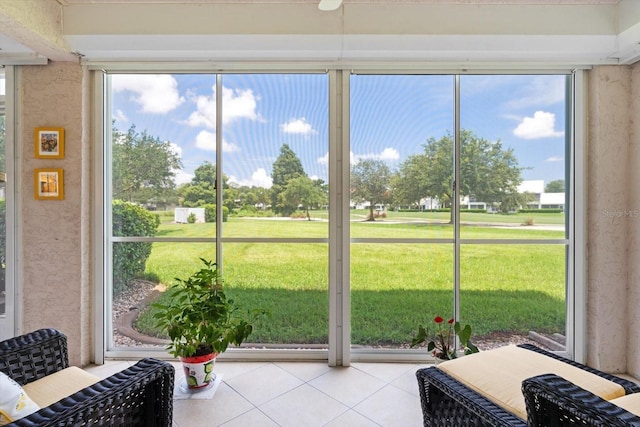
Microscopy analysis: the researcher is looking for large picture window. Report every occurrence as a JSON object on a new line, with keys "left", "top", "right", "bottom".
{"left": 103, "top": 70, "right": 577, "bottom": 362}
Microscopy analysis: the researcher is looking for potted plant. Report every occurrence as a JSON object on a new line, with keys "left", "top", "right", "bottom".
{"left": 411, "top": 316, "right": 479, "bottom": 361}
{"left": 153, "top": 258, "right": 267, "bottom": 389}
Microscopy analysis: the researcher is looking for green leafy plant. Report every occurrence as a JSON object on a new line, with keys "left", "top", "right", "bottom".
{"left": 202, "top": 203, "right": 229, "bottom": 222}
{"left": 152, "top": 258, "right": 269, "bottom": 358}
{"left": 411, "top": 316, "right": 479, "bottom": 360}
{"left": 112, "top": 200, "right": 160, "bottom": 294}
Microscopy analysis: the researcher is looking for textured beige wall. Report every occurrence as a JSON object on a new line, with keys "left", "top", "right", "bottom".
{"left": 586, "top": 65, "right": 633, "bottom": 373}
{"left": 629, "top": 62, "right": 640, "bottom": 379}
{"left": 19, "top": 61, "right": 92, "bottom": 367}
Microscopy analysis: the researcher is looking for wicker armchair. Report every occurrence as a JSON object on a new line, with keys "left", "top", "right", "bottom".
{"left": 0, "top": 328, "right": 174, "bottom": 427}
{"left": 523, "top": 373, "right": 640, "bottom": 426}
{"left": 416, "top": 344, "right": 640, "bottom": 427}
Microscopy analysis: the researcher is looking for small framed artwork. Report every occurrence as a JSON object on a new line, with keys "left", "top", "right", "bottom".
{"left": 35, "top": 127, "right": 65, "bottom": 159}
{"left": 34, "top": 168, "right": 64, "bottom": 200}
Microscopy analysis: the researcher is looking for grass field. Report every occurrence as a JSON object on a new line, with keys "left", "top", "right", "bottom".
{"left": 134, "top": 211, "right": 567, "bottom": 347}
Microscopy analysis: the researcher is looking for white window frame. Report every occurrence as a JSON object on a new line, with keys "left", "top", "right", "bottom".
{"left": 0, "top": 66, "right": 19, "bottom": 341}
{"left": 91, "top": 64, "right": 586, "bottom": 366}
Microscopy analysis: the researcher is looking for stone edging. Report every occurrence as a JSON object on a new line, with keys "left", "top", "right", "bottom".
{"left": 115, "top": 289, "right": 171, "bottom": 346}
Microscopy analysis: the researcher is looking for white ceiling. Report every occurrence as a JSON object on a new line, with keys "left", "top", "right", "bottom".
{"left": 1, "top": 0, "right": 639, "bottom": 66}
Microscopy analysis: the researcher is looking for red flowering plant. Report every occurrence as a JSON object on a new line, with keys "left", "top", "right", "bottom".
{"left": 411, "top": 316, "right": 479, "bottom": 360}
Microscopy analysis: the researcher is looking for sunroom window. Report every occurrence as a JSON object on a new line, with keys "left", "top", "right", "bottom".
{"left": 102, "top": 70, "right": 578, "bottom": 363}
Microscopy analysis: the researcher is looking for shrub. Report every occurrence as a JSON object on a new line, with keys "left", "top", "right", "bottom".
{"left": 235, "top": 208, "right": 274, "bottom": 218}
{"left": 187, "top": 212, "right": 197, "bottom": 224}
{"left": 112, "top": 200, "right": 160, "bottom": 294}
{"left": 237, "top": 205, "right": 258, "bottom": 216}
{"left": 202, "top": 204, "right": 229, "bottom": 222}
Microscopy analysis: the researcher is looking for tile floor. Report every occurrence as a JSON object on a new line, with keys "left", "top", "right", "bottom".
{"left": 84, "top": 359, "right": 428, "bottom": 427}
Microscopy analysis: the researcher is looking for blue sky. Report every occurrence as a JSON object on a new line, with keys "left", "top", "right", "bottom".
{"left": 110, "top": 73, "right": 566, "bottom": 189}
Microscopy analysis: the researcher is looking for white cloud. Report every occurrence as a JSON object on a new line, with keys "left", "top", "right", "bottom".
{"left": 546, "top": 156, "right": 564, "bottom": 162}
{"left": 187, "top": 94, "right": 216, "bottom": 129}
{"left": 317, "top": 152, "right": 329, "bottom": 165}
{"left": 513, "top": 111, "right": 564, "bottom": 140}
{"left": 318, "top": 148, "right": 400, "bottom": 166}
{"left": 228, "top": 168, "right": 273, "bottom": 188}
{"left": 169, "top": 142, "right": 182, "bottom": 157}
{"left": 113, "top": 109, "right": 128, "bottom": 123}
{"left": 112, "top": 74, "right": 184, "bottom": 114}
{"left": 186, "top": 86, "right": 261, "bottom": 129}
{"left": 194, "top": 130, "right": 239, "bottom": 152}
{"left": 173, "top": 169, "right": 194, "bottom": 186}
{"left": 195, "top": 130, "right": 216, "bottom": 151}
{"left": 351, "top": 148, "right": 400, "bottom": 164}
{"left": 281, "top": 117, "right": 317, "bottom": 135}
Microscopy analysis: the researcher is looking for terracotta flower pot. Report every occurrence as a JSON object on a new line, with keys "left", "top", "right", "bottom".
{"left": 180, "top": 352, "right": 217, "bottom": 389}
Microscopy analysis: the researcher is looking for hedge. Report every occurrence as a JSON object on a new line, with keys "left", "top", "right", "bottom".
{"left": 112, "top": 200, "right": 160, "bottom": 294}
{"left": 202, "top": 204, "right": 229, "bottom": 222}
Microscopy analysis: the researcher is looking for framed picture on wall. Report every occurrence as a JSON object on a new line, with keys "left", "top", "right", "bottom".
{"left": 34, "top": 168, "right": 64, "bottom": 200}
{"left": 35, "top": 127, "right": 65, "bottom": 159}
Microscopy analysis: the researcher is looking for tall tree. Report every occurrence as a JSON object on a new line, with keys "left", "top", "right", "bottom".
{"left": 459, "top": 129, "right": 523, "bottom": 208}
{"left": 280, "top": 176, "right": 326, "bottom": 220}
{"left": 178, "top": 161, "right": 232, "bottom": 207}
{"left": 112, "top": 124, "right": 182, "bottom": 205}
{"left": 271, "top": 144, "right": 306, "bottom": 216}
{"left": 350, "top": 159, "right": 391, "bottom": 221}
{"left": 395, "top": 130, "right": 526, "bottom": 216}
{"left": 392, "top": 153, "right": 429, "bottom": 209}
{"left": 545, "top": 179, "right": 565, "bottom": 193}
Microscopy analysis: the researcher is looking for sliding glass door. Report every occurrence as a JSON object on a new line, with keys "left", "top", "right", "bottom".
{"left": 103, "top": 69, "right": 575, "bottom": 361}
{"left": 349, "top": 75, "right": 456, "bottom": 352}
{"left": 458, "top": 75, "right": 569, "bottom": 351}
{"left": 349, "top": 73, "right": 571, "bottom": 357}
{"left": 105, "top": 73, "right": 329, "bottom": 354}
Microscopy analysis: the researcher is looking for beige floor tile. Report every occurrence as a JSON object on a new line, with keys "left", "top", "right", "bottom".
{"left": 219, "top": 408, "right": 279, "bottom": 426}
{"left": 352, "top": 362, "right": 420, "bottom": 383}
{"left": 309, "top": 366, "right": 386, "bottom": 407}
{"left": 274, "top": 361, "right": 332, "bottom": 382}
{"left": 390, "top": 366, "right": 423, "bottom": 396}
{"left": 173, "top": 382, "right": 254, "bottom": 426}
{"left": 353, "top": 384, "right": 423, "bottom": 427}
{"left": 213, "top": 361, "right": 270, "bottom": 381}
{"left": 324, "top": 409, "right": 381, "bottom": 427}
{"left": 224, "top": 363, "right": 304, "bottom": 406}
{"left": 88, "top": 360, "right": 428, "bottom": 426}
{"left": 259, "top": 383, "right": 348, "bottom": 427}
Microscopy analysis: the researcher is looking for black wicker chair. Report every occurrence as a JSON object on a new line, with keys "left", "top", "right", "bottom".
{"left": 523, "top": 373, "right": 640, "bottom": 426}
{"left": 0, "top": 328, "right": 175, "bottom": 427}
{"left": 416, "top": 344, "right": 640, "bottom": 427}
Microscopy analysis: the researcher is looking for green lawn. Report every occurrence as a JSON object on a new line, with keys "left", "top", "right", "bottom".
{"left": 134, "top": 214, "right": 566, "bottom": 347}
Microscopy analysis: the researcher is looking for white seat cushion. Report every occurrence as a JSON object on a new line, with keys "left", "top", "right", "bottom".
{"left": 610, "top": 393, "right": 640, "bottom": 417}
{"left": 22, "top": 367, "right": 101, "bottom": 408}
{"left": 437, "top": 345, "right": 625, "bottom": 420}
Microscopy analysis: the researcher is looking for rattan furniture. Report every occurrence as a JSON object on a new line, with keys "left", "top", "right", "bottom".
{"left": 523, "top": 373, "right": 640, "bottom": 426}
{"left": 416, "top": 344, "right": 640, "bottom": 427}
{"left": 0, "top": 328, "right": 175, "bottom": 427}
